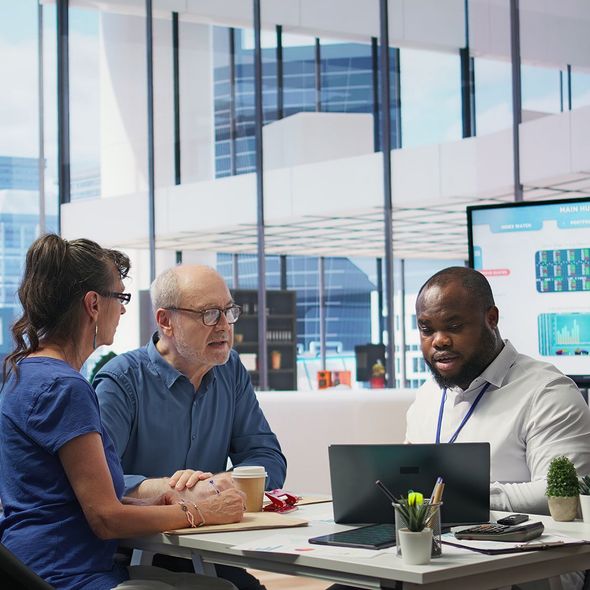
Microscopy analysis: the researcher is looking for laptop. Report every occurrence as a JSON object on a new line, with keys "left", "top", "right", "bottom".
{"left": 329, "top": 443, "right": 490, "bottom": 527}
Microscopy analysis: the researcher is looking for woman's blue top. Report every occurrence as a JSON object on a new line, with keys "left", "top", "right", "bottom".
{"left": 0, "top": 357, "right": 127, "bottom": 590}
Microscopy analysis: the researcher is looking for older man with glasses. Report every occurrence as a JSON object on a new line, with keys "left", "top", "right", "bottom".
{"left": 94, "top": 265, "right": 286, "bottom": 590}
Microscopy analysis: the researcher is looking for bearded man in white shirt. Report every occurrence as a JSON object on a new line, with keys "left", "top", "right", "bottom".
{"left": 406, "top": 266, "right": 590, "bottom": 516}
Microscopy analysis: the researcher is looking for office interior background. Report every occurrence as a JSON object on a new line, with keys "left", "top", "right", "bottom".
{"left": 1, "top": 0, "right": 589, "bottom": 390}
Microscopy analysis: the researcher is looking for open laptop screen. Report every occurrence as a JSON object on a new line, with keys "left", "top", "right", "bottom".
{"left": 329, "top": 443, "right": 490, "bottom": 527}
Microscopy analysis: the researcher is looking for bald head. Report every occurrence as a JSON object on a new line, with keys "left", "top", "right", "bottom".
{"left": 416, "top": 267, "right": 502, "bottom": 389}
{"left": 150, "top": 264, "right": 229, "bottom": 313}
{"left": 417, "top": 266, "right": 495, "bottom": 314}
{"left": 151, "top": 264, "right": 235, "bottom": 384}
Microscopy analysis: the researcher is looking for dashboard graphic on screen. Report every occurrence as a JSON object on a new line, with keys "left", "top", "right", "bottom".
{"left": 538, "top": 313, "right": 590, "bottom": 356}
{"left": 467, "top": 197, "right": 590, "bottom": 380}
{"left": 535, "top": 248, "right": 590, "bottom": 293}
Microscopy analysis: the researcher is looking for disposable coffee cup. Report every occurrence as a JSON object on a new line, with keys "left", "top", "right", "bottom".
{"left": 232, "top": 466, "right": 267, "bottom": 512}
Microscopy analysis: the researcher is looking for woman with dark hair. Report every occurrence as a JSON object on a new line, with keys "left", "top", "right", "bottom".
{"left": 0, "top": 235, "right": 244, "bottom": 590}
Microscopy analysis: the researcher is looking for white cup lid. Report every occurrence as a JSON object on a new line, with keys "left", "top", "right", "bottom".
{"left": 232, "top": 466, "right": 267, "bottom": 478}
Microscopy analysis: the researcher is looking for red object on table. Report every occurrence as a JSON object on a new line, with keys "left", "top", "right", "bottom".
{"left": 263, "top": 489, "right": 301, "bottom": 513}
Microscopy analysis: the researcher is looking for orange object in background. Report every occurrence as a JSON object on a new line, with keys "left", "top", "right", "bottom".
{"left": 271, "top": 350, "right": 282, "bottom": 370}
{"left": 331, "top": 370, "right": 351, "bottom": 387}
{"left": 317, "top": 370, "right": 332, "bottom": 389}
{"left": 369, "top": 359, "right": 386, "bottom": 389}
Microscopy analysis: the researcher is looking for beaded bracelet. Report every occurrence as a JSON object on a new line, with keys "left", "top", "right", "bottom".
{"left": 177, "top": 500, "right": 206, "bottom": 527}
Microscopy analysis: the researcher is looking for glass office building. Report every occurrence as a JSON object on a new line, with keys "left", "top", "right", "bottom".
{"left": 3, "top": 0, "right": 590, "bottom": 388}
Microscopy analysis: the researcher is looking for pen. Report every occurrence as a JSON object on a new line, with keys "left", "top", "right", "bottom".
{"left": 375, "top": 480, "right": 397, "bottom": 504}
{"left": 426, "top": 477, "right": 444, "bottom": 530}
{"left": 432, "top": 482, "right": 445, "bottom": 505}
{"left": 429, "top": 476, "right": 443, "bottom": 504}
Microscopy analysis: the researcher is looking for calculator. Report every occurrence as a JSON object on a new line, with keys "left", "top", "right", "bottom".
{"left": 454, "top": 521, "right": 544, "bottom": 542}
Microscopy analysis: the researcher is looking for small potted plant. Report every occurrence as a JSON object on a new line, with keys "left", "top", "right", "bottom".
{"left": 394, "top": 492, "right": 439, "bottom": 565}
{"left": 546, "top": 456, "right": 579, "bottom": 521}
{"left": 579, "top": 475, "right": 590, "bottom": 523}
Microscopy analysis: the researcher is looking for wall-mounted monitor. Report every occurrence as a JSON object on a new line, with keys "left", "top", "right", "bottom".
{"left": 467, "top": 197, "right": 590, "bottom": 386}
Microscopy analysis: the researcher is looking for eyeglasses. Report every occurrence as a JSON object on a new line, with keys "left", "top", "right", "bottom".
{"left": 166, "top": 305, "right": 242, "bottom": 326}
{"left": 102, "top": 291, "right": 132, "bottom": 306}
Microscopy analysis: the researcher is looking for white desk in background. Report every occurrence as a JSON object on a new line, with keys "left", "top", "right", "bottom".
{"left": 124, "top": 503, "right": 590, "bottom": 590}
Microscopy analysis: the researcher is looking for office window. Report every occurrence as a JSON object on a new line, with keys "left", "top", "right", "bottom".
{"left": 399, "top": 48, "right": 462, "bottom": 148}
{"left": 233, "top": 30, "right": 255, "bottom": 175}
{"left": 473, "top": 58, "right": 512, "bottom": 136}
{"left": 213, "top": 27, "right": 232, "bottom": 178}
{"left": 521, "top": 64, "right": 561, "bottom": 115}
{"left": 320, "top": 41, "right": 373, "bottom": 115}
{"left": 69, "top": 7, "right": 101, "bottom": 199}
{"left": 217, "top": 253, "right": 281, "bottom": 291}
{"left": 213, "top": 27, "right": 277, "bottom": 178}
{"left": 572, "top": 67, "right": 590, "bottom": 109}
{"left": 0, "top": 1, "right": 58, "bottom": 357}
{"left": 282, "top": 32, "right": 316, "bottom": 117}
{"left": 240, "top": 29, "right": 278, "bottom": 125}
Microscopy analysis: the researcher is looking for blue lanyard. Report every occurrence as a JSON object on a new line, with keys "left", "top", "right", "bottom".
{"left": 435, "top": 382, "right": 491, "bottom": 444}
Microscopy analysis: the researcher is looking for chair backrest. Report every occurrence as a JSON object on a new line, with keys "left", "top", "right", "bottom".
{"left": 0, "top": 544, "right": 55, "bottom": 590}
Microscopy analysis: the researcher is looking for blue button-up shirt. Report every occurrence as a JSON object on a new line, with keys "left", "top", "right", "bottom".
{"left": 94, "top": 334, "right": 286, "bottom": 494}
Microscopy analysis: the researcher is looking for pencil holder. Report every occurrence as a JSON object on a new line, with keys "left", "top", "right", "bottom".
{"left": 393, "top": 501, "right": 442, "bottom": 559}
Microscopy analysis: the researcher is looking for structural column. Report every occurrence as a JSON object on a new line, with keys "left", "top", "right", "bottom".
{"left": 145, "top": 0, "right": 156, "bottom": 281}
{"left": 253, "top": 0, "right": 268, "bottom": 389}
{"left": 56, "top": 0, "right": 70, "bottom": 231}
{"left": 509, "top": 0, "right": 523, "bottom": 202}
{"left": 379, "top": 0, "right": 396, "bottom": 387}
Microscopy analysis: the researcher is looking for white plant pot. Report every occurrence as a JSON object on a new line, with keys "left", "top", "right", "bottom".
{"left": 548, "top": 496, "right": 578, "bottom": 522}
{"left": 398, "top": 528, "right": 432, "bottom": 565}
{"left": 580, "top": 495, "right": 590, "bottom": 523}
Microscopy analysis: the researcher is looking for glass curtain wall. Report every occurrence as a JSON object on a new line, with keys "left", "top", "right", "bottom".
{"left": 572, "top": 67, "right": 590, "bottom": 108}
{"left": 69, "top": 7, "right": 101, "bottom": 200}
{"left": 473, "top": 58, "right": 513, "bottom": 136}
{"left": 521, "top": 64, "right": 561, "bottom": 115}
{"left": 211, "top": 17, "right": 480, "bottom": 389}
{"left": 399, "top": 48, "right": 462, "bottom": 148}
{"left": 68, "top": 3, "right": 162, "bottom": 368}
{"left": 9, "top": 2, "right": 589, "bottom": 387}
{"left": 0, "top": 0, "right": 58, "bottom": 360}
{"left": 213, "top": 27, "right": 383, "bottom": 389}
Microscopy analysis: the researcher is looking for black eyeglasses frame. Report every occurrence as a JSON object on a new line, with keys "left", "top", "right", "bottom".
{"left": 102, "top": 291, "right": 132, "bottom": 305}
{"left": 165, "top": 304, "right": 242, "bottom": 326}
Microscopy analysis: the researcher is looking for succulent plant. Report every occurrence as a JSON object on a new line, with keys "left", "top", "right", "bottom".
{"left": 394, "top": 492, "right": 439, "bottom": 532}
{"left": 546, "top": 456, "right": 579, "bottom": 497}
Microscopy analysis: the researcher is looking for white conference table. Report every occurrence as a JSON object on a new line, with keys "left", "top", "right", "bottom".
{"left": 124, "top": 503, "right": 590, "bottom": 590}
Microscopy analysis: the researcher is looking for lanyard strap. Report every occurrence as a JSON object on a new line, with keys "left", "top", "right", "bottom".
{"left": 435, "top": 382, "right": 491, "bottom": 444}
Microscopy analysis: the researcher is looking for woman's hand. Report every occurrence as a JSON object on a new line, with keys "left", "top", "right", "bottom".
{"left": 168, "top": 469, "right": 213, "bottom": 491}
{"left": 195, "top": 488, "right": 246, "bottom": 525}
{"left": 122, "top": 491, "right": 182, "bottom": 506}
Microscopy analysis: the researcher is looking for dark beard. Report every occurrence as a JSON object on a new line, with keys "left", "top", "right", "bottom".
{"left": 425, "top": 329, "right": 500, "bottom": 390}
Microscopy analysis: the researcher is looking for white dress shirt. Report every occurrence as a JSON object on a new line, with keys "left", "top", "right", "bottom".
{"left": 405, "top": 340, "right": 590, "bottom": 515}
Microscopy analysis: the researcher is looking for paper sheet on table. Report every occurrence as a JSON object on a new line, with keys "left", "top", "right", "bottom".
{"left": 232, "top": 533, "right": 390, "bottom": 558}
{"left": 166, "top": 512, "right": 307, "bottom": 535}
{"left": 442, "top": 532, "right": 589, "bottom": 554}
